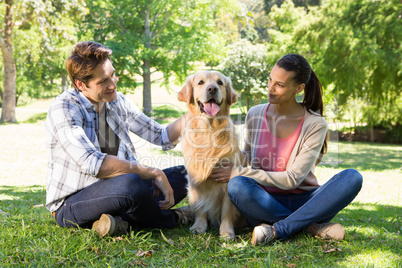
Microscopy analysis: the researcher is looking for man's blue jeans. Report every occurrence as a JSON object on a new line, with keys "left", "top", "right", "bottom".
{"left": 228, "top": 169, "right": 363, "bottom": 239}
{"left": 54, "top": 165, "right": 187, "bottom": 230}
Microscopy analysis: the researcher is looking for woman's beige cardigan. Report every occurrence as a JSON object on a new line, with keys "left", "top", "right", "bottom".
{"left": 231, "top": 103, "right": 328, "bottom": 191}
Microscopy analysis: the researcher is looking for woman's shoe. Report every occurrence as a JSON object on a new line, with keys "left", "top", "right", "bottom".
{"left": 306, "top": 222, "right": 345, "bottom": 240}
{"left": 251, "top": 224, "right": 278, "bottom": 245}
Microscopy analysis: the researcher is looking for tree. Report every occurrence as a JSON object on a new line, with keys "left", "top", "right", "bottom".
{"left": 263, "top": 0, "right": 401, "bottom": 130}
{"left": 1, "top": 0, "right": 17, "bottom": 122}
{"left": 262, "top": 0, "right": 309, "bottom": 72}
{"left": 83, "top": 0, "right": 236, "bottom": 114}
{"left": 221, "top": 39, "right": 270, "bottom": 113}
{"left": 263, "top": 0, "right": 320, "bottom": 13}
{"left": 237, "top": 0, "right": 273, "bottom": 43}
{"left": 294, "top": 0, "right": 402, "bottom": 127}
{"left": 266, "top": 0, "right": 307, "bottom": 57}
{"left": 0, "top": 0, "right": 86, "bottom": 122}
{"left": 10, "top": 20, "right": 75, "bottom": 105}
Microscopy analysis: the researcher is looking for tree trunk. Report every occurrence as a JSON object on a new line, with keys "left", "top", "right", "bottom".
{"left": 61, "top": 72, "right": 69, "bottom": 92}
{"left": 142, "top": 60, "right": 152, "bottom": 115}
{"left": 142, "top": 5, "right": 153, "bottom": 115}
{"left": 0, "top": 0, "right": 17, "bottom": 123}
{"left": 370, "top": 126, "right": 374, "bottom": 142}
{"left": 245, "top": 97, "right": 250, "bottom": 112}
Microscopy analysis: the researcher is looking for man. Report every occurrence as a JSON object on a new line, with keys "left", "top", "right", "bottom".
{"left": 45, "top": 41, "right": 191, "bottom": 237}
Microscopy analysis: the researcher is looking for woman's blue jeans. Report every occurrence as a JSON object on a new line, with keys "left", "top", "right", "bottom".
{"left": 54, "top": 165, "right": 187, "bottom": 230}
{"left": 228, "top": 169, "right": 363, "bottom": 239}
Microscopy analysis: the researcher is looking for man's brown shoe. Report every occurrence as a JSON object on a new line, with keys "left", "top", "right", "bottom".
{"left": 306, "top": 222, "right": 345, "bottom": 240}
{"left": 92, "top": 214, "right": 129, "bottom": 237}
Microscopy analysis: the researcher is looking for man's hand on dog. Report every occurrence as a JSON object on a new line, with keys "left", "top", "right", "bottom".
{"left": 209, "top": 161, "right": 233, "bottom": 183}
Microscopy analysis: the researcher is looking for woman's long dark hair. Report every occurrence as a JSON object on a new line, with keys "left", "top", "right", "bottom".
{"left": 276, "top": 54, "right": 328, "bottom": 161}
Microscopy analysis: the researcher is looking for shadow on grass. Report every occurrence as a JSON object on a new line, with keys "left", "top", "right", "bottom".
{"left": 320, "top": 142, "right": 402, "bottom": 171}
{"left": 230, "top": 113, "right": 246, "bottom": 124}
{"left": 161, "top": 201, "right": 402, "bottom": 266}
{"left": 1, "top": 186, "right": 401, "bottom": 266}
{"left": 21, "top": 112, "right": 48, "bottom": 124}
{"left": 149, "top": 148, "right": 183, "bottom": 157}
{"left": 0, "top": 185, "right": 48, "bottom": 229}
{"left": 0, "top": 185, "right": 45, "bottom": 202}
{"left": 335, "top": 202, "right": 402, "bottom": 257}
{"left": 148, "top": 105, "right": 184, "bottom": 124}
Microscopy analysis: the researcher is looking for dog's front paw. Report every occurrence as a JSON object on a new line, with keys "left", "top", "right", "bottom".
{"left": 190, "top": 221, "right": 207, "bottom": 234}
{"left": 220, "top": 231, "right": 236, "bottom": 240}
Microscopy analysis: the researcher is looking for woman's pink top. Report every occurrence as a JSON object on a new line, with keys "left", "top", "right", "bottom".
{"left": 255, "top": 104, "right": 305, "bottom": 194}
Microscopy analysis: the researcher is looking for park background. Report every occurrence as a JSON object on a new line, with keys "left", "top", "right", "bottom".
{"left": 0, "top": 0, "right": 401, "bottom": 267}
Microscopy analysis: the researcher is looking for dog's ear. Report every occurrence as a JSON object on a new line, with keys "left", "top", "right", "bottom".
{"left": 225, "top": 76, "right": 238, "bottom": 105}
{"left": 178, "top": 75, "right": 194, "bottom": 104}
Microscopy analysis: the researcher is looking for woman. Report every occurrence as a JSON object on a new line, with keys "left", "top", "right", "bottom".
{"left": 210, "top": 54, "right": 363, "bottom": 245}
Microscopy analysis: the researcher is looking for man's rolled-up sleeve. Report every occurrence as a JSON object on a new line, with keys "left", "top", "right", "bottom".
{"left": 161, "top": 125, "right": 179, "bottom": 151}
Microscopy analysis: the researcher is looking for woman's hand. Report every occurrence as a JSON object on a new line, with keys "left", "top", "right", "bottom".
{"left": 208, "top": 161, "right": 234, "bottom": 183}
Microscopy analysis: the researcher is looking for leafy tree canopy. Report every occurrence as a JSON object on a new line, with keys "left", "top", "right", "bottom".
{"left": 82, "top": 0, "right": 237, "bottom": 86}
{"left": 263, "top": 0, "right": 320, "bottom": 13}
{"left": 81, "top": 0, "right": 239, "bottom": 113}
{"left": 294, "top": 0, "right": 402, "bottom": 126}
{"left": 221, "top": 39, "right": 270, "bottom": 113}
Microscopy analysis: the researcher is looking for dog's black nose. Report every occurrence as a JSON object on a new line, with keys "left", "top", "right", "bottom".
{"left": 207, "top": 85, "right": 218, "bottom": 94}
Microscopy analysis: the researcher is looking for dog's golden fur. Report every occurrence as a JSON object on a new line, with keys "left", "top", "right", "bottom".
{"left": 178, "top": 71, "right": 244, "bottom": 239}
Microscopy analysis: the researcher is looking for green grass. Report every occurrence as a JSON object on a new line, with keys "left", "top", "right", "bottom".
{"left": 0, "top": 186, "right": 400, "bottom": 267}
{"left": 319, "top": 141, "right": 401, "bottom": 171}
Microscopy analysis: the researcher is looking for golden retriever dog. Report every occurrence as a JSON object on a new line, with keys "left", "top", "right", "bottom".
{"left": 178, "top": 71, "right": 244, "bottom": 239}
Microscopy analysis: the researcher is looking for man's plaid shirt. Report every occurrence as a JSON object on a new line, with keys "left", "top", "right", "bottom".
{"left": 45, "top": 89, "right": 177, "bottom": 212}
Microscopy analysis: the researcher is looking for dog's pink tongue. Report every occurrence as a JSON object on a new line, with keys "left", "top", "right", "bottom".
{"left": 204, "top": 102, "right": 220, "bottom": 116}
